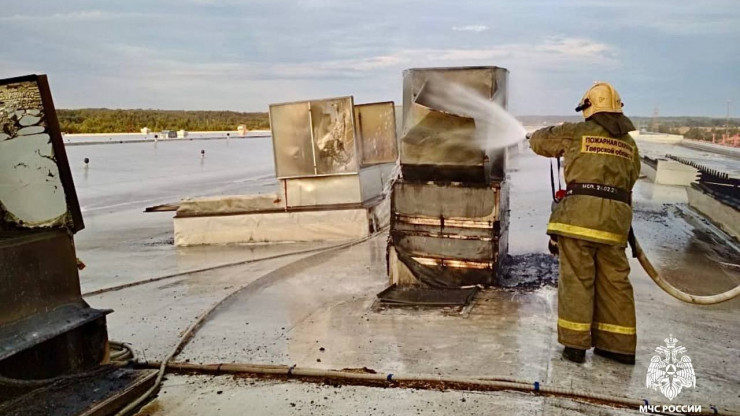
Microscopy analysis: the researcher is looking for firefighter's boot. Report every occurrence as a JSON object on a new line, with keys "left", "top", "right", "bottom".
{"left": 562, "top": 347, "right": 586, "bottom": 363}
{"left": 594, "top": 348, "right": 635, "bottom": 365}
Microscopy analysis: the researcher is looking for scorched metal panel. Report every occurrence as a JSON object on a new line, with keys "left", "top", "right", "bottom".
{"left": 283, "top": 175, "right": 362, "bottom": 207}
{"left": 310, "top": 97, "right": 358, "bottom": 175}
{"left": 270, "top": 101, "right": 315, "bottom": 178}
{"left": 391, "top": 181, "right": 500, "bottom": 220}
{"left": 391, "top": 231, "right": 498, "bottom": 261}
{"left": 0, "top": 74, "right": 83, "bottom": 232}
{"left": 402, "top": 66, "right": 509, "bottom": 133}
{"left": 270, "top": 97, "right": 360, "bottom": 178}
{"left": 354, "top": 101, "right": 398, "bottom": 166}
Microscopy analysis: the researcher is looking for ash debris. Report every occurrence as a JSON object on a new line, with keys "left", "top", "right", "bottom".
{"left": 633, "top": 203, "right": 673, "bottom": 226}
{"left": 498, "top": 253, "right": 559, "bottom": 289}
{"left": 142, "top": 236, "right": 175, "bottom": 247}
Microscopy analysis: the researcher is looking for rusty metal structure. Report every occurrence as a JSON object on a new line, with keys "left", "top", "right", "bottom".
{"left": 388, "top": 66, "right": 510, "bottom": 287}
{"left": 0, "top": 75, "right": 112, "bottom": 402}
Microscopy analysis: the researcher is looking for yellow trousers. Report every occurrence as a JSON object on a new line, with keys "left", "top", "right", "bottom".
{"left": 556, "top": 236, "right": 637, "bottom": 354}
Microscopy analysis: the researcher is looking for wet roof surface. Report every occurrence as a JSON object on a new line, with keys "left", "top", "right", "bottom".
{"left": 74, "top": 139, "right": 739, "bottom": 415}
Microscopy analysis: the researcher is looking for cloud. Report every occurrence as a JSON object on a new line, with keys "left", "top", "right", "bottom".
{"left": 85, "top": 44, "right": 402, "bottom": 82}
{"left": 534, "top": 36, "right": 611, "bottom": 58}
{"left": 2, "top": 0, "right": 737, "bottom": 116}
{"left": 19, "top": 34, "right": 616, "bottom": 111}
{"left": 0, "top": 10, "right": 112, "bottom": 21}
{"left": 546, "top": 0, "right": 740, "bottom": 35}
{"left": 364, "top": 36, "right": 617, "bottom": 71}
{"left": 451, "top": 25, "right": 489, "bottom": 33}
{"left": 637, "top": 15, "right": 740, "bottom": 35}
{"left": 218, "top": 36, "right": 615, "bottom": 81}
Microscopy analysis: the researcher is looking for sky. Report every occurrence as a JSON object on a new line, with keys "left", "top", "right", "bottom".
{"left": 1, "top": 0, "right": 738, "bottom": 116}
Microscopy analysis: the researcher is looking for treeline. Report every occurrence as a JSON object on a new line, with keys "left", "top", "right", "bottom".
{"left": 634, "top": 117, "right": 739, "bottom": 141}
{"left": 673, "top": 127, "right": 739, "bottom": 141}
{"left": 57, "top": 108, "right": 271, "bottom": 134}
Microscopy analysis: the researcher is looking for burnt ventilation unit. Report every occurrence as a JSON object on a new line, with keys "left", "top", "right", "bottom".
{"left": 387, "top": 66, "right": 510, "bottom": 289}
{"left": 269, "top": 97, "right": 398, "bottom": 209}
{"left": 172, "top": 97, "right": 399, "bottom": 246}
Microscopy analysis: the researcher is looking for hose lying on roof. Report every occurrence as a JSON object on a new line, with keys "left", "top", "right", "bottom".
{"left": 134, "top": 361, "right": 739, "bottom": 416}
{"left": 0, "top": 363, "right": 124, "bottom": 388}
{"left": 633, "top": 236, "right": 740, "bottom": 305}
{"left": 114, "top": 230, "right": 387, "bottom": 416}
{"left": 0, "top": 341, "right": 133, "bottom": 388}
{"left": 109, "top": 341, "right": 136, "bottom": 362}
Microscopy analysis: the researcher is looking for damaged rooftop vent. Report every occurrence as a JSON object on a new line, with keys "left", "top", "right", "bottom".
{"left": 387, "top": 66, "right": 511, "bottom": 288}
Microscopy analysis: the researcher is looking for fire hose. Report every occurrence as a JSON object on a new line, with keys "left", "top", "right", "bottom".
{"left": 132, "top": 361, "right": 739, "bottom": 416}
{"left": 631, "top": 235, "right": 740, "bottom": 305}
{"left": 0, "top": 342, "right": 134, "bottom": 388}
{"left": 113, "top": 230, "right": 389, "bottom": 416}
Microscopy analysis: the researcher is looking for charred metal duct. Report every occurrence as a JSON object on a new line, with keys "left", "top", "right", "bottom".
{"left": 401, "top": 66, "right": 508, "bottom": 182}
{"left": 269, "top": 97, "right": 398, "bottom": 209}
{"left": 0, "top": 75, "right": 111, "bottom": 401}
{"left": 388, "top": 67, "right": 510, "bottom": 287}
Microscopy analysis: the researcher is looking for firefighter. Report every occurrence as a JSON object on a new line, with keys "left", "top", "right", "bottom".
{"left": 528, "top": 82, "right": 641, "bottom": 365}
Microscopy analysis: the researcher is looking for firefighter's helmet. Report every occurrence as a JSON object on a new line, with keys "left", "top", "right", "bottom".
{"left": 575, "top": 82, "right": 624, "bottom": 118}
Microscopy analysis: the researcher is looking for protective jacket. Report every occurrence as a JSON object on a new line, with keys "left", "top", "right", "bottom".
{"left": 529, "top": 115, "right": 640, "bottom": 246}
